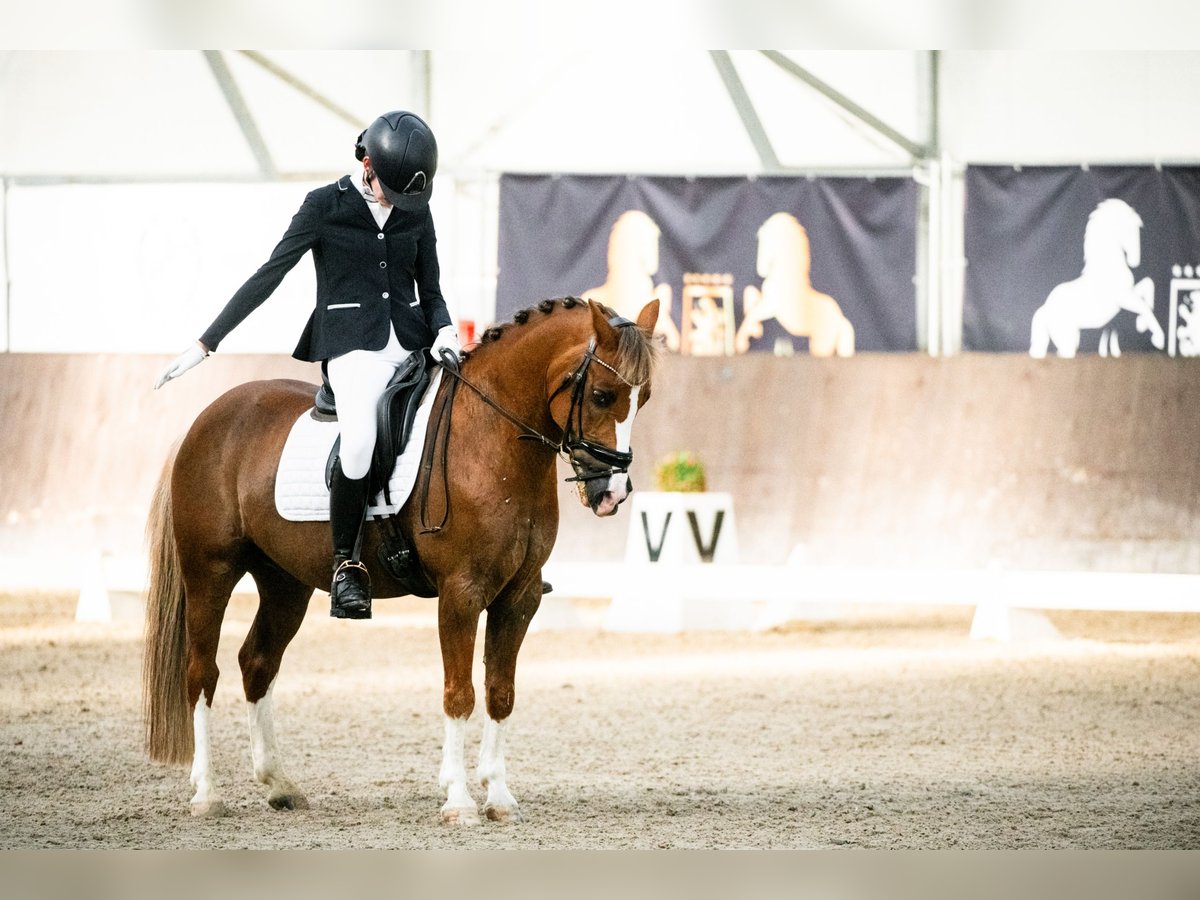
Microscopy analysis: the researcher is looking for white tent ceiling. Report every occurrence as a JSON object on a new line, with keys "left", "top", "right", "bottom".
{"left": 0, "top": 51, "right": 419, "bottom": 179}
{"left": 6, "top": 50, "right": 1197, "bottom": 181}
{"left": 0, "top": 50, "right": 930, "bottom": 181}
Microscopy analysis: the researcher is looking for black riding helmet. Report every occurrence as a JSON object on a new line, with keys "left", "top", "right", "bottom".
{"left": 355, "top": 111, "right": 438, "bottom": 211}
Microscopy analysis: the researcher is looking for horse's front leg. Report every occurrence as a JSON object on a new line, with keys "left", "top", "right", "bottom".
{"left": 438, "top": 593, "right": 482, "bottom": 825}
{"left": 478, "top": 582, "right": 541, "bottom": 823}
{"left": 245, "top": 680, "right": 309, "bottom": 811}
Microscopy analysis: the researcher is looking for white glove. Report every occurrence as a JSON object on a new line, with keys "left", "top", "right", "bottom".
{"left": 154, "top": 342, "right": 208, "bottom": 390}
{"left": 430, "top": 325, "right": 461, "bottom": 362}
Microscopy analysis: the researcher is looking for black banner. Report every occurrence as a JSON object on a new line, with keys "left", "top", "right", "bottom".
{"left": 964, "top": 165, "right": 1200, "bottom": 355}
{"left": 497, "top": 175, "right": 918, "bottom": 354}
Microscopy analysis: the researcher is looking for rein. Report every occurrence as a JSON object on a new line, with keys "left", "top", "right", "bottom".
{"left": 436, "top": 350, "right": 560, "bottom": 455}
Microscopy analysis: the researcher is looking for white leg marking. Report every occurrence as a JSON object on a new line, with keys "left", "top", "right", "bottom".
{"left": 478, "top": 717, "right": 521, "bottom": 821}
{"left": 246, "top": 678, "right": 308, "bottom": 810}
{"left": 189, "top": 701, "right": 224, "bottom": 815}
{"left": 247, "top": 680, "right": 281, "bottom": 784}
{"left": 439, "top": 716, "right": 479, "bottom": 823}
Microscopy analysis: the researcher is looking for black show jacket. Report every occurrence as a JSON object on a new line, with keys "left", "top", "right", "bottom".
{"left": 199, "top": 175, "right": 453, "bottom": 362}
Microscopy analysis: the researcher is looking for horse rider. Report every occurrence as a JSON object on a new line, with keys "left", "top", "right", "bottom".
{"left": 154, "top": 110, "right": 460, "bottom": 622}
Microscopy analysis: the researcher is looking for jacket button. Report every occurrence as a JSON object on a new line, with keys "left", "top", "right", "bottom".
{"left": 379, "top": 261, "right": 387, "bottom": 269}
{"left": 382, "top": 292, "right": 390, "bottom": 299}
{"left": 377, "top": 233, "right": 385, "bottom": 240}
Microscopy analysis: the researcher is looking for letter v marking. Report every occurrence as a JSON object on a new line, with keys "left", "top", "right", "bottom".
{"left": 686, "top": 510, "right": 725, "bottom": 563}
{"left": 641, "top": 511, "right": 672, "bottom": 562}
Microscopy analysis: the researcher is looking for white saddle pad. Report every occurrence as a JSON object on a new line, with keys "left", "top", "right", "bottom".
{"left": 274, "top": 370, "right": 443, "bottom": 522}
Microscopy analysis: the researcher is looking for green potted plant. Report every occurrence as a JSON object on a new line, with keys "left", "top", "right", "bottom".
{"left": 654, "top": 450, "right": 707, "bottom": 493}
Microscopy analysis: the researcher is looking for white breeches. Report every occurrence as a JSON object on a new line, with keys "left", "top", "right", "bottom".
{"left": 326, "top": 327, "right": 413, "bottom": 479}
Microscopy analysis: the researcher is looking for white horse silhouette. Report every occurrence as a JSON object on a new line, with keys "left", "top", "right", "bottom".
{"left": 734, "top": 212, "right": 854, "bottom": 357}
{"left": 583, "top": 210, "right": 679, "bottom": 351}
{"left": 1029, "top": 198, "right": 1163, "bottom": 358}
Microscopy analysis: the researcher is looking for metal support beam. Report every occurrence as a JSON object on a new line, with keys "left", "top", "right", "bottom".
{"left": 914, "top": 51, "right": 940, "bottom": 355}
{"left": 203, "top": 50, "right": 278, "bottom": 180}
{"left": 2, "top": 177, "right": 9, "bottom": 352}
{"left": 237, "top": 51, "right": 362, "bottom": 128}
{"left": 761, "top": 50, "right": 927, "bottom": 160}
{"left": 709, "top": 51, "right": 781, "bottom": 173}
{"left": 928, "top": 50, "right": 940, "bottom": 155}
{"left": 412, "top": 51, "right": 432, "bottom": 120}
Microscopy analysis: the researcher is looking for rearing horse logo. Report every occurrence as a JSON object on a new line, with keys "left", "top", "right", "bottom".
{"left": 1029, "top": 198, "right": 1164, "bottom": 358}
{"left": 584, "top": 210, "right": 681, "bottom": 351}
{"left": 734, "top": 212, "right": 855, "bottom": 357}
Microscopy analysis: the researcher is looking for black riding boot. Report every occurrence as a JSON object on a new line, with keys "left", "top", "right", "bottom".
{"left": 329, "top": 462, "right": 372, "bottom": 620}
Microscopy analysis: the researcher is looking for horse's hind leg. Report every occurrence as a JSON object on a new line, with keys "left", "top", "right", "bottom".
{"left": 181, "top": 561, "right": 244, "bottom": 818}
{"left": 478, "top": 581, "right": 542, "bottom": 824}
{"left": 239, "top": 557, "right": 314, "bottom": 812}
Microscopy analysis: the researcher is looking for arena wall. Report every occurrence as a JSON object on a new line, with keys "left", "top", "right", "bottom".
{"left": 547, "top": 353, "right": 1200, "bottom": 574}
{"left": 2, "top": 352, "right": 1198, "bottom": 590}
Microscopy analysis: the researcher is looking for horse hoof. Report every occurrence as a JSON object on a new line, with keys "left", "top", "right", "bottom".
{"left": 268, "top": 792, "right": 310, "bottom": 811}
{"left": 441, "top": 805, "right": 481, "bottom": 826}
{"left": 484, "top": 803, "right": 523, "bottom": 824}
{"left": 190, "top": 800, "right": 228, "bottom": 818}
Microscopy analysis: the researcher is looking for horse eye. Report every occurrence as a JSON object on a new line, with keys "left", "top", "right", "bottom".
{"left": 591, "top": 389, "right": 615, "bottom": 408}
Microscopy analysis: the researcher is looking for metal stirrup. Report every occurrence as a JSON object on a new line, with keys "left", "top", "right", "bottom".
{"left": 334, "top": 559, "right": 371, "bottom": 587}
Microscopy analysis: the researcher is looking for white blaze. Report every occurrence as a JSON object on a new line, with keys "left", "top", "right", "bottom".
{"left": 606, "top": 384, "right": 640, "bottom": 497}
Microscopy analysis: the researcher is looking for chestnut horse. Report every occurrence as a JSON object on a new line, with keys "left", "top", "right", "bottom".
{"left": 143, "top": 297, "right": 659, "bottom": 824}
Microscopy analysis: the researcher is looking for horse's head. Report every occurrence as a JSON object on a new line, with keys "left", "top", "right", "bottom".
{"left": 756, "top": 212, "right": 811, "bottom": 282}
{"left": 550, "top": 298, "right": 660, "bottom": 517}
{"left": 1084, "top": 198, "right": 1144, "bottom": 269}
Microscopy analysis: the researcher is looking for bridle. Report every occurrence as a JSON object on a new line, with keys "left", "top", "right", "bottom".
{"left": 547, "top": 336, "right": 640, "bottom": 484}
{"left": 434, "top": 318, "right": 643, "bottom": 485}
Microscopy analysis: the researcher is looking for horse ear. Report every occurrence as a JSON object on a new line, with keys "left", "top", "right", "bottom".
{"left": 588, "top": 299, "right": 618, "bottom": 346}
{"left": 588, "top": 298, "right": 659, "bottom": 345}
{"left": 636, "top": 299, "right": 660, "bottom": 333}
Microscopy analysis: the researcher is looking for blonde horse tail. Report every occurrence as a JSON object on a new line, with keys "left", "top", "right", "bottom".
{"left": 141, "top": 449, "right": 193, "bottom": 765}
{"left": 1029, "top": 305, "right": 1050, "bottom": 358}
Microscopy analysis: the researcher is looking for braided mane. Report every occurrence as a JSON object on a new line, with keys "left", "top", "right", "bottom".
{"left": 469, "top": 296, "right": 660, "bottom": 385}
